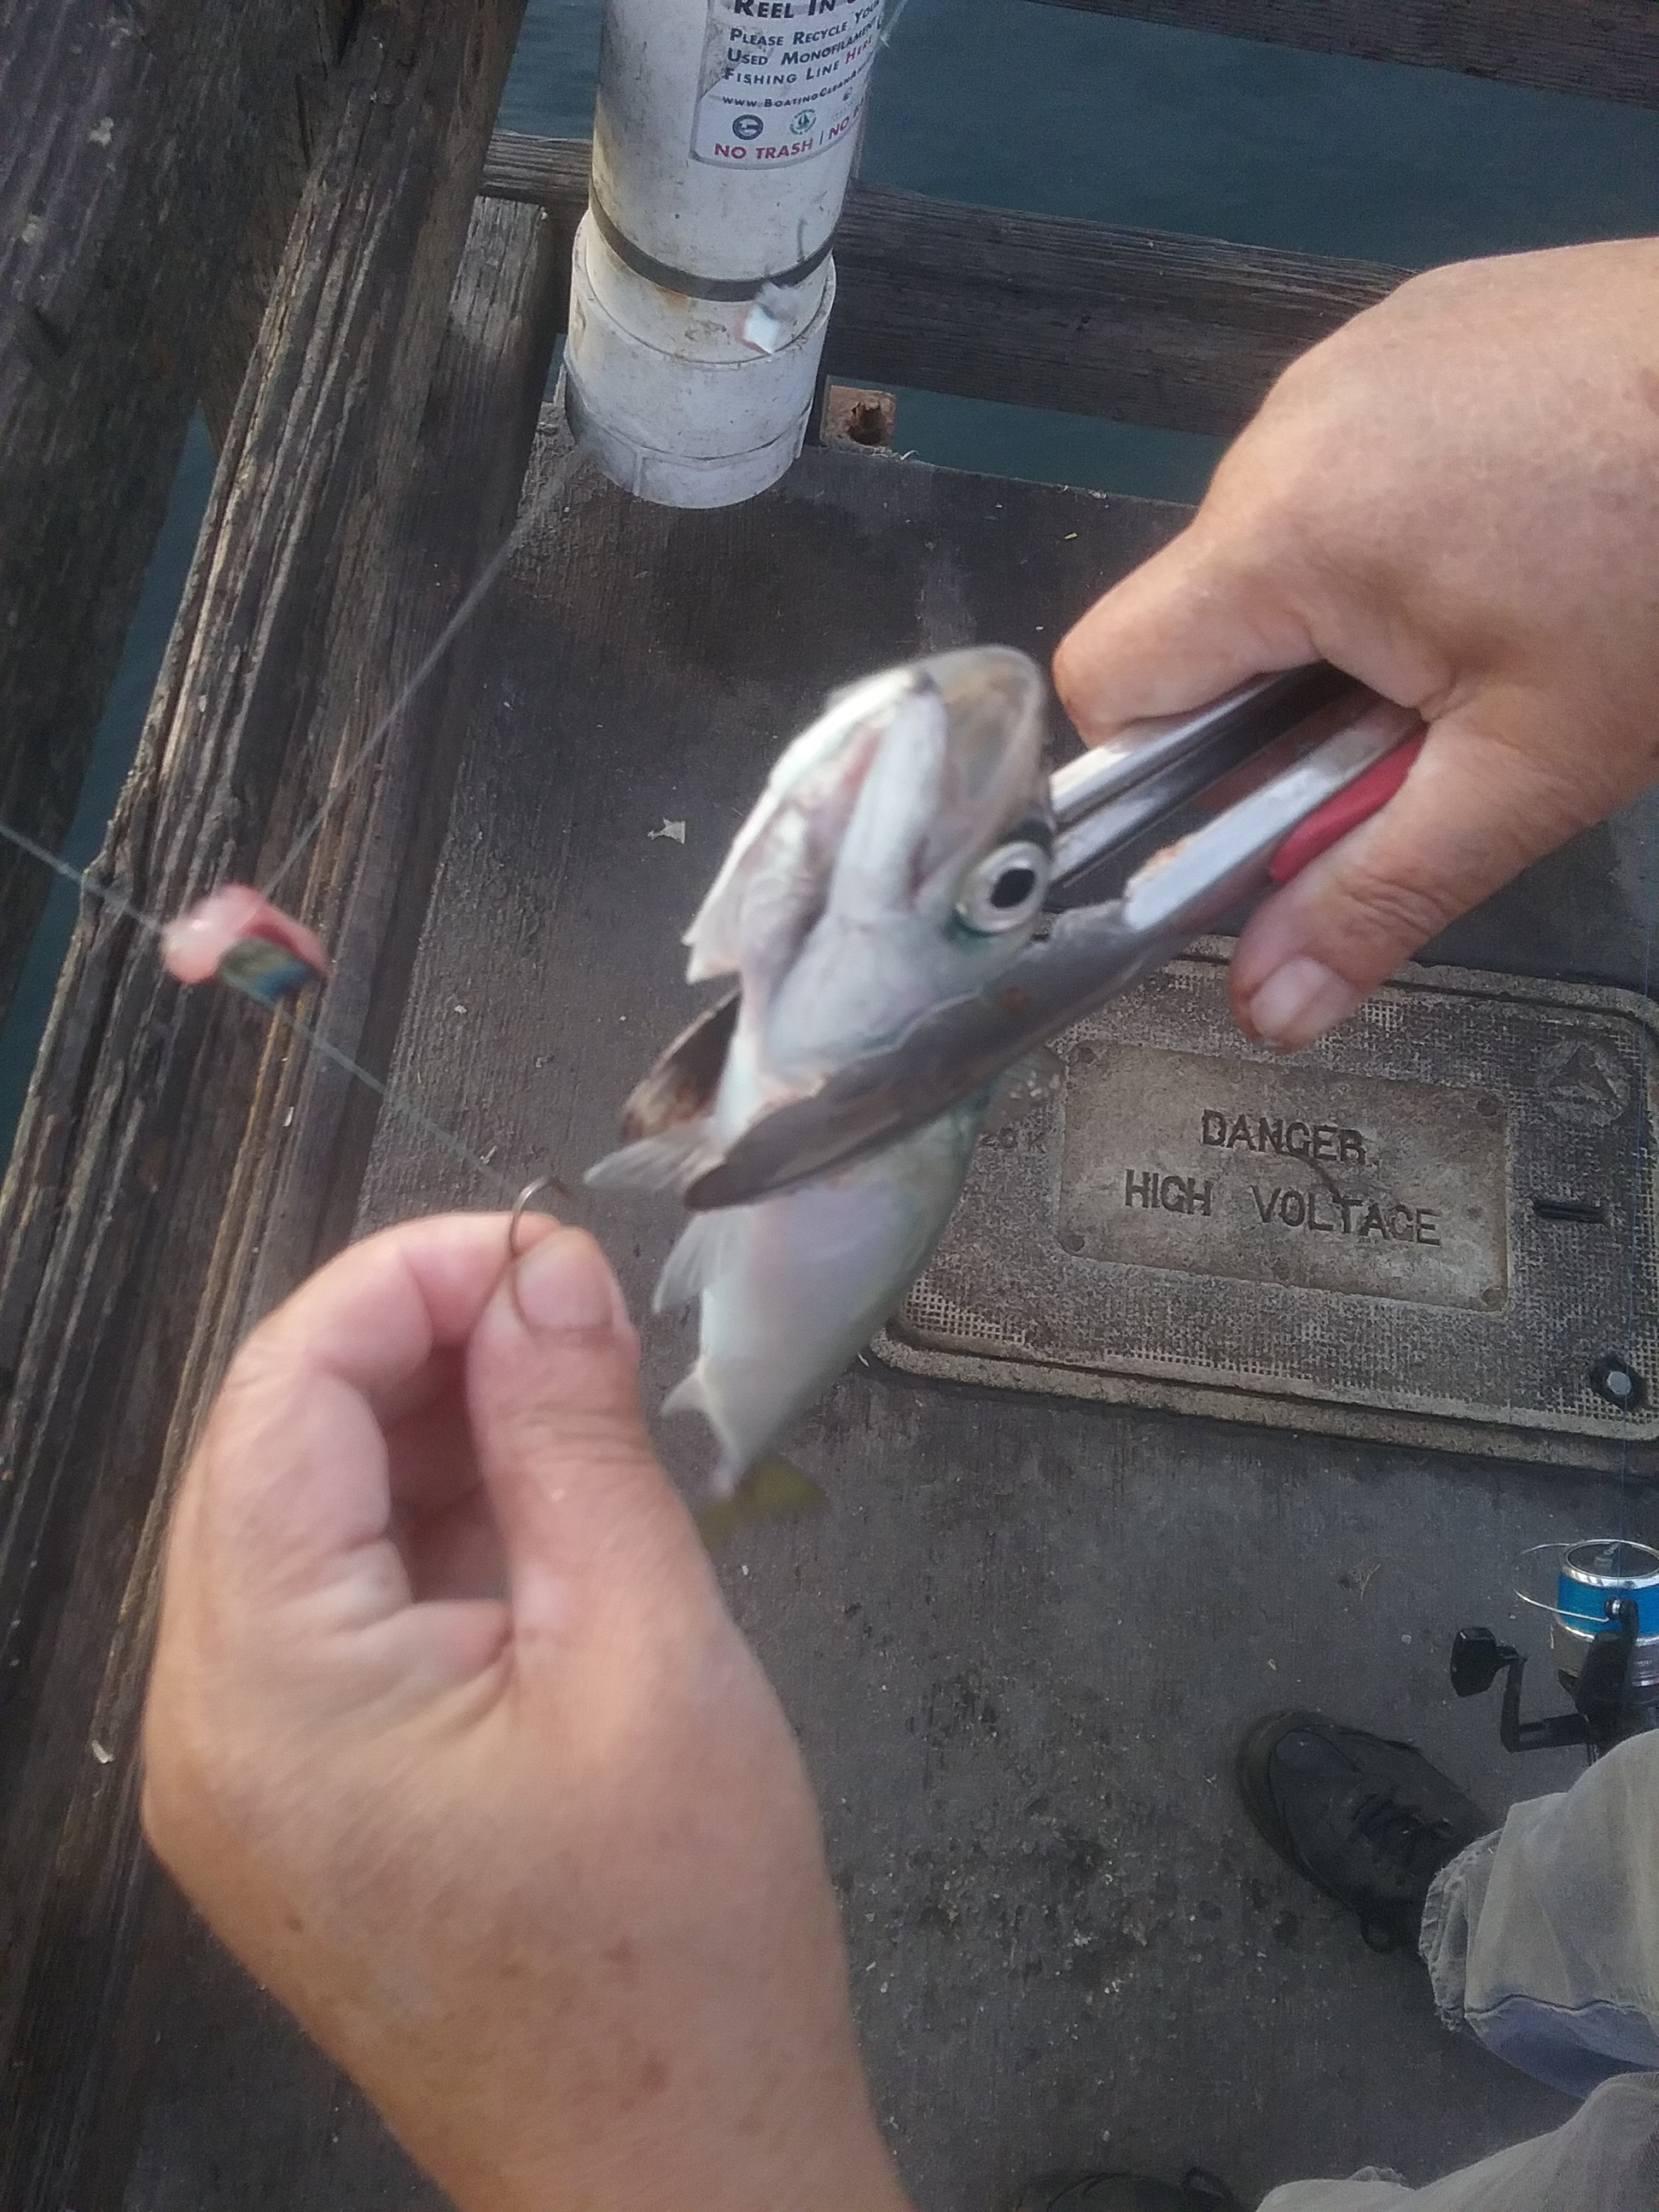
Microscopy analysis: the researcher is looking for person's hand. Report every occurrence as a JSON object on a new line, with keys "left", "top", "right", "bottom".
{"left": 142, "top": 1214, "right": 910, "bottom": 2212}
{"left": 1054, "top": 236, "right": 1659, "bottom": 1050}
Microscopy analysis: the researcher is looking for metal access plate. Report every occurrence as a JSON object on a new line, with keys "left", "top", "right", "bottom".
{"left": 875, "top": 946, "right": 1659, "bottom": 1470}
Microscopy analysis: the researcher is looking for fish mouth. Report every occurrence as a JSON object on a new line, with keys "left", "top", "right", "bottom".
{"left": 925, "top": 643, "right": 1045, "bottom": 726}
{"left": 897, "top": 648, "right": 1053, "bottom": 901}
{"left": 920, "top": 646, "right": 1048, "bottom": 804}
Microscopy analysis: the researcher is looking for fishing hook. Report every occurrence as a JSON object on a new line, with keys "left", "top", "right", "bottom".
{"left": 509, "top": 1175, "right": 556, "bottom": 1260}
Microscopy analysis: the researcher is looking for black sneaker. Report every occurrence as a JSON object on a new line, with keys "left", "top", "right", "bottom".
{"left": 1237, "top": 1709, "right": 1493, "bottom": 1953}
{"left": 1009, "top": 2168, "right": 1240, "bottom": 2210}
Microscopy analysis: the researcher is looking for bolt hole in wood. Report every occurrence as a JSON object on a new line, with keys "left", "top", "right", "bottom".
{"left": 820, "top": 381, "right": 896, "bottom": 448}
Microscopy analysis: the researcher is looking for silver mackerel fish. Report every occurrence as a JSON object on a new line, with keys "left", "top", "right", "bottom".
{"left": 588, "top": 646, "right": 1052, "bottom": 1495}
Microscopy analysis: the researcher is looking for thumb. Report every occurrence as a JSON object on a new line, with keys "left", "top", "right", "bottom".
{"left": 1053, "top": 518, "right": 1320, "bottom": 742}
{"left": 467, "top": 1225, "right": 693, "bottom": 1633}
{"left": 1231, "top": 694, "right": 1600, "bottom": 1048}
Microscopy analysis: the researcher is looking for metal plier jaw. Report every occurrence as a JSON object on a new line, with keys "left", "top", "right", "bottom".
{"left": 682, "top": 664, "right": 1423, "bottom": 1210}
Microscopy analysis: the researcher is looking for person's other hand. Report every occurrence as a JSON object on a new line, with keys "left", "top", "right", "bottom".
{"left": 142, "top": 1214, "right": 910, "bottom": 2212}
{"left": 1054, "top": 236, "right": 1659, "bottom": 1050}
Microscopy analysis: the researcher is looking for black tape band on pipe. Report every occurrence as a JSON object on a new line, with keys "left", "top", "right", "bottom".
{"left": 588, "top": 193, "right": 835, "bottom": 302}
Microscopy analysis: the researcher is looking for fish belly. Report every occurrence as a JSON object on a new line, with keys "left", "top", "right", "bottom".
{"left": 675, "top": 1103, "right": 982, "bottom": 1486}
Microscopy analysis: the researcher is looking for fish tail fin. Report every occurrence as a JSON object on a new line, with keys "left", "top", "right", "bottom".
{"left": 695, "top": 1453, "right": 828, "bottom": 1551}
{"left": 661, "top": 1368, "right": 825, "bottom": 1544}
{"left": 585, "top": 1121, "right": 716, "bottom": 1193}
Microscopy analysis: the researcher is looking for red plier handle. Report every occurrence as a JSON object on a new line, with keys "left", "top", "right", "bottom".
{"left": 1269, "top": 732, "right": 1425, "bottom": 885}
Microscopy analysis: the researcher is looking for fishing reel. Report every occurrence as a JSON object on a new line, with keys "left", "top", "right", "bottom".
{"left": 1450, "top": 1539, "right": 1659, "bottom": 1763}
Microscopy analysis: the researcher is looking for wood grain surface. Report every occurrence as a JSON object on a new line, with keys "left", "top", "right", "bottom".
{"left": 1023, "top": 0, "right": 1659, "bottom": 107}
{"left": 0, "top": 6, "right": 543, "bottom": 2194}
{"left": 196, "top": 0, "right": 362, "bottom": 448}
{"left": 0, "top": 0, "right": 334, "bottom": 1033}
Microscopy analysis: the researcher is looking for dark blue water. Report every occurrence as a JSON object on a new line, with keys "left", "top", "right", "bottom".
{"left": 0, "top": 416, "right": 218, "bottom": 1150}
{"left": 3, "top": 3, "right": 1656, "bottom": 1160}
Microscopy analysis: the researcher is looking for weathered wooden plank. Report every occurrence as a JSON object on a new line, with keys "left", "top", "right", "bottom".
{"left": 56, "top": 197, "right": 562, "bottom": 2212}
{"left": 825, "top": 180, "right": 1401, "bottom": 438}
{"left": 480, "top": 132, "right": 1404, "bottom": 438}
{"left": 0, "top": 0, "right": 334, "bottom": 1036}
{"left": 1022, "top": 0, "right": 1659, "bottom": 108}
{"left": 0, "top": 2, "right": 541, "bottom": 2194}
{"left": 197, "top": 0, "right": 362, "bottom": 449}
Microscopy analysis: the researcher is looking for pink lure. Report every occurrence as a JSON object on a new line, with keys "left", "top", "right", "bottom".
{"left": 162, "top": 887, "right": 329, "bottom": 1005}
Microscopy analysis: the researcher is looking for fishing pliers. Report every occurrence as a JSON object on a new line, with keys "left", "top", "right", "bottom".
{"left": 681, "top": 662, "right": 1424, "bottom": 1209}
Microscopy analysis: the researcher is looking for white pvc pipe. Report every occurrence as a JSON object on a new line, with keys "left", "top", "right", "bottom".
{"left": 565, "top": 0, "right": 885, "bottom": 509}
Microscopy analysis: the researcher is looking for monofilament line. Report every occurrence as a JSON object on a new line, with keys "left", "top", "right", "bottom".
{"left": 3, "top": 449, "right": 584, "bottom": 1208}
{"left": 0, "top": 818, "right": 533, "bottom": 1207}
{"left": 1617, "top": 800, "right": 1659, "bottom": 1526}
{"left": 254, "top": 992, "right": 527, "bottom": 1203}
{"left": 260, "top": 447, "right": 579, "bottom": 901}
{"left": 0, "top": 819, "right": 163, "bottom": 938}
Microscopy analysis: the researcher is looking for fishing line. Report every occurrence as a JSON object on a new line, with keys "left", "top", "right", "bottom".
{"left": 1615, "top": 796, "right": 1659, "bottom": 1535}
{"left": 0, "top": 818, "right": 164, "bottom": 939}
{"left": 0, "top": 817, "right": 535, "bottom": 1202}
{"left": 260, "top": 445, "right": 579, "bottom": 901}
{"left": 2, "top": 446, "right": 591, "bottom": 1211}
{"left": 256, "top": 992, "right": 529, "bottom": 1203}
{"left": 880, "top": 0, "right": 918, "bottom": 45}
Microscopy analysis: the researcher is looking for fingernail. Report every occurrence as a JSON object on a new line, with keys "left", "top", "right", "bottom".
{"left": 1245, "top": 957, "right": 1365, "bottom": 1049}
{"left": 515, "top": 1231, "right": 616, "bottom": 1334}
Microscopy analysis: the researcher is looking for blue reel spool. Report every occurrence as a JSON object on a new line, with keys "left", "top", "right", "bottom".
{"left": 1452, "top": 1538, "right": 1659, "bottom": 1759}
{"left": 1554, "top": 1539, "right": 1659, "bottom": 1639}
{"left": 1531, "top": 1538, "right": 1659, "bottom": 1697}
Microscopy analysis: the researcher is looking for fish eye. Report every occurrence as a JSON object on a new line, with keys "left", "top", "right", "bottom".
{"left": 955, "top": 839, "right": 1052, "bottom": 934}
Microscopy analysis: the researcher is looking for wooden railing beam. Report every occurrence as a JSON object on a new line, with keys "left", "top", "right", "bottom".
{"left": 1020, "top": 0, "right": 1659, "bottom": 109}
{"left": 480, "top": 132, "right": 1405, "bottom": 439}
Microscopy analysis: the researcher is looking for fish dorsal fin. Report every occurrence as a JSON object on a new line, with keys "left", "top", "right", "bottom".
{"left": 584, "top": 1121, "right": 717, "bottom": 1193}
{"left": 653, "top": 1211, "right": 742, "bottom": 1315}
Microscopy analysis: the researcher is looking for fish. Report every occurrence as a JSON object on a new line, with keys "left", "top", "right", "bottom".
{"left": 587, "top": 646, "right": 1053, "bottom": 1493}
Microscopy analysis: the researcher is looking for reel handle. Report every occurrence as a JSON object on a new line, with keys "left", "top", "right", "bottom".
{"left": 1450, "top": 1598, "right": 1647, "bottom": 1762}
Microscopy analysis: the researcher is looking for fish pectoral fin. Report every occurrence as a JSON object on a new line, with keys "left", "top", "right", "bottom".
{"left": 653, "top": 1212, "right": 741, "bottom": 1315}
{"left": 695, "top": 1454, "right": 828, "bottom": 1551}
{"left": 585, "top": 1121, "right": 718, "bottom": 1193}
{"left": 662, "top": 1362, "right": 712, "bottom": 1420}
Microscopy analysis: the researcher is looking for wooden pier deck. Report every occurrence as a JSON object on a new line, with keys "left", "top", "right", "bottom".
{"left": 106, "top": 404, "right": 1649, "bottom": 2210}
{"left": 3, "top": 3, "right": 1657, "bottom": 2204}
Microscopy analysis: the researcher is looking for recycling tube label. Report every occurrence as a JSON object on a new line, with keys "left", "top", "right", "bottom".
{"left": 693, "top": 0, "right": 883, "bottom": 169}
